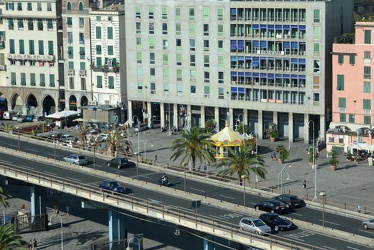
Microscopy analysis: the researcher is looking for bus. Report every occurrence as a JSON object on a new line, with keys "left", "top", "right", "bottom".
{"left": 0, "top": 98, "right": 7, "bottom": 111}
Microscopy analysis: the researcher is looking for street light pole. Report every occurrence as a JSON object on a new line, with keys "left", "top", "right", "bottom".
{"left": 53, "top": 135, "right": 56, "bottom": 161}
{"left": 16, "top": 127, "right": 20, "bottom": 151}
{"left": 168, "top": 102, "right": 171, "bottom": 136}
{"left": 184, "top": 163, "right": 187, "bottom": 192}
{"left": 237, "top": 114, "right": 243, "bottom": 134}
{"left": 133, "top": 115, "right": 140, "bottom": 157}
{"left": 278, "top": 164, "right": 292, "bottom": 194}
{"left": 48, "top": 213, "right": 63, "bottom": 249}
{"left": 93, "top": 142, "right": 96, "bottom": 170}
{"left": 320, "top": 192, "right": 326, "bottom": 227}
{"left": 134, "top": 152, "right": 139, "bottom": 180}
{"left": 309, "top": 120, "right": 318, "bottom": 201}
{"left": 241, "top": 175, "right": 247, "bottom": 207}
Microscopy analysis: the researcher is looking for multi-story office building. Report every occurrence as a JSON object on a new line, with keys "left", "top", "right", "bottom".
{"left": 125, "top": 0, "right": 353, "bottom": 142}
{"left": 0, "top": 0, "right": 63, "bottom": 115}
{"left": 327, "top": 21, "right": 374, "bottom": 153}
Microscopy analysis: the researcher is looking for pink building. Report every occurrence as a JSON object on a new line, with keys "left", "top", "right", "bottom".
{"left": 327, "top": 22, "right": 374, "bottom": 154}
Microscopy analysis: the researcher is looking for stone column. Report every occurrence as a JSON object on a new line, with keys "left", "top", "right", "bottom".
{"left": 201, "top": 106, "right": 205, "bottom": 128}
{"left": 288, "top": 113, "right": 294, "bottom": 149}
{"left": 258, "top": 110, "right": 263, "bottom": 139}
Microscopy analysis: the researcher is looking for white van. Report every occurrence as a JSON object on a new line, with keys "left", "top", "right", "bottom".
{"left": 3, "top": 111, "right": 16, "bottom": 120}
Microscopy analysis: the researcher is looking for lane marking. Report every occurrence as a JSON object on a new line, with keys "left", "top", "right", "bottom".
{"left": 8, "top": 144, "right": 17, "bottom": 148}
{"left": 323, "top": 246, "right": 338, "bottom": 250}
{"left": 148, "top": 199, "right": 163, "bottom": 204}
{"left": 346, "top": 247, "right": 360, "bottom": 250}
{"left": 21, "top": 165, "right": 34, "bottom": 170}
{"left": 43, "top": 171, "right": 57, "bottom": 176}
{"left": 0, "top": 160, "right": 12, "bottom": 164}
{"left": 319, "top": 220, "right": 340, "bottom": 226}
{"left": 190, "top": 187, "right": 205, "bottom": 193}
{"left": 27, "top": 148, "right": 38, "bottom": 152}
{"left": 292, "top": 213, "right": 303, "bottom": 217}
{"left": 210, "top": 215, "right": 229, "bottom": 221}
{"left": 359, "top": 229, "right": 374, "bottom": 235}
{"left": 66, "top": 177, "right": 81, "bottom": 182}
{"left": 219, "top": 195, "right": 235, "bottom": 200}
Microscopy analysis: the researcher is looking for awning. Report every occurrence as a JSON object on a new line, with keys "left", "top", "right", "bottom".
{"left": 283, "top": 25, "right": 290, "bottom": 30}
{"left": 300, "top": 25, "right": 306, "bottom": 31}
{"left": 291, "top": 42, "right": 298, "bottom": 49}
{"left": 284, "top": 42, "right": 290, "bottom": 49}
{"left": 268, "top": 74, "right": 274, "bottom": 79}
{"left": 231, "top": 87, "right": 238, "bottom": 93}
{"left": 238, "top": 87, "right": 245, "bottom": 94}
{"left": 253, "top": 41, "right": 259, "bottom": 48}
{"left": 268, "top": 25, "right": 274, "bottom": 30}
{"left": 238, "top": 40, "right": 244, "bottom": 50}
{"left": 245, "top": 72, "right": 252, "bottom": 77}
{"left": 238, "top": 72, "right": 244, "bottom": 77}
{"left": 46, "top": 110, "right": 80, "bottom": 119}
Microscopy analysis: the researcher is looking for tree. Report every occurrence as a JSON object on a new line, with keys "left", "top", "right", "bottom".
{"left": 0, "top": 123, "right": 14, "bottom": 133}
{"left": 170, "top": 127, "right": 215, "bottom": 170}
{"left": 204, "top": 119, "right": 216, "bottom": 134}
{"left": 235, "top": 122, "right": 248, "bottom": 135}
{"left": 101, "top": 127, "right": 133, "bottom": 157}
{"left": 216, "top": 144, "right": 267, "bottom": 185}
{"left": 76, "top": 120, "right": 90, "bottom": 150}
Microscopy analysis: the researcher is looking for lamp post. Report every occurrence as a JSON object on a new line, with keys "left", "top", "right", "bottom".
{"left": 134, "top": 152, "right": 139, "bottom": 180}
{"left": 241, "top": 175, "right": 247, "bottom": 207}
{"left": 126, "top": 236, "right": 141, "bottom": 250}
{"left": 144, "top": 140, "right": 153, "bottom": 160}
{"left": 52, "top": 134, "right": 56, "bottom": 161}
{"left": 237, "top": 114, "right": 243, "bottom": 134}
{"left": 320, "top": 192, "right": 327, "bottom": 227}
{"left": 16, "top": 127, "right": 20, "bottom": 151}
{"left": 183, "top": 162, "right": 187, "bottom": 192}
{"left": 48, "top": 213, "right": 63, "bottom": 249}
{"left": 92, "top": 142, "right": 96, "bottom": 170}
{"left": 309, "top": 120, "right": 318, "bottom": 201}
{"left": 168, "top": 102, "right": 171, "bottom": 136}
{"left": 278, "top": 164, "right": 292, "bottom": 194}
{"left": 133, "top": 115, "right": 140, "bottom": 158}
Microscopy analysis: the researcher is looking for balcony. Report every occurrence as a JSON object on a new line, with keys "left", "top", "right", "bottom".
{"left": 67, "top": 69, "right": 75, "bottom": 75}
{"left": 7, "top": 53, "right": 15, "bottom": 60}
{"left": 36, "top": 55, "right": 44, "bottom": 61}
{"left": 45, "top": 55, "right": 55, "bottom": 61}
{"left": 26, "top": 54, "right": 35, "bottom": 61}
{"left": 15, "top": 54, "right": 25, "bottom": 60}
{"left": 0, "top": 65, "right": 6, "bottom": 71}
{"left": 338, "top": 108, "right": 346, "bottom": 113}
{"left": 79, "top": 70, "right": 86, "bottom": 77}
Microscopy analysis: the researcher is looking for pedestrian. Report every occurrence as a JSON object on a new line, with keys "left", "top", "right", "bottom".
{"left": 21, "top": 203, "right": 25, "bottom": 210}
{"left": 203, "top": 162, "right": 208, "bottom": 172}
{"left": 303, "top": 180, "right": 306, "bottom": 189}
{"left": 154, "top": 155, "right": 158, "bottom": 163}
{"left": 33, "top": 239, "right": 38, "bottom": 250}
{"left": 66, "top": 205, "right": 70, "bottom": 216}
{"left": 357, "top": 205, "right": 361, "bottom": 213}
{"left": 28, "top": 239, "right": 32, "bottom": 250}
{"left": 197, "top": 164, "right": 201, "bottom": 172}
{"left": 56, "top": 208, "right": 59, "bottom": 215}
{"left": 53, "top": 200, "right": 58, "bottom": 212}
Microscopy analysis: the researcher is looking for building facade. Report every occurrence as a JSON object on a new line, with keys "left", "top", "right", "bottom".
{"left": 125, "top": 0, "right": 354, "bottom": 142}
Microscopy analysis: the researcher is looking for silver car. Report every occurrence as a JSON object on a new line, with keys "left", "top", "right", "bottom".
{"left": 239, "top": 217, "right": 272, "bottom": 235}
{"left": 363, "top": 218, "right": 374, "bottom": 229}
{"left": 63, "top": 155, "right": 88, "bottom": 165}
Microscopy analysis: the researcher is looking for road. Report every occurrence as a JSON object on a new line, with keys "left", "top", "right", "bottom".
{"left": 0, "top": 134, "right": 372, "bottom": 249}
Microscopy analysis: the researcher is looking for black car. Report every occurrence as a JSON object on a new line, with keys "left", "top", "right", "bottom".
{"left": 254, "top": 200, "right": 287, "bottom": 214}
{"left": 259, "top": 213, "right": 297, "bottom": 232}
{"left": 271, "top": 194, "right": 305, "bottom": 208}
{"left": 107, "top": 157, "right": 129, "bottom": 169}
{"left": 99, "top": 180, "right": 126, "bottom": 193}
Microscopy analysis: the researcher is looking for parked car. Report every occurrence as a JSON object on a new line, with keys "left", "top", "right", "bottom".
{"left": 17, "top": 116, "right": 26, "bottom": 123}
{"left": 3, "top": 111, "right": 16, "bottom": 120}
{"left": 239, "top": 217, "right": 271, "bottom": 235}
{"left": 107, "top": 158, "right": 129, "bottom": 169}
{"left": 362, "top": 218, "right": 374, "bottom": 229}
{"left": 63, "top": 155, "right": 88, "bottom": 165}
{"left": 26, "top": 114, "right": 34, "bottom": 122}
{"left": 259, "top": 213, "right": 297, "bottom": 232}
{"left": 254, "top": 200, "right": 287, "bottom": 214}
{"left": 99, "top": 180, "right": 126, "bottom": 193}
{"left": 271, "top": 194, "right": 305, "bottom": 208}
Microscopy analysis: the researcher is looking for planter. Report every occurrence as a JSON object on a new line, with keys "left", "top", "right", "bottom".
{"left": 278, "top": 159, "right": 284, "bottom": 164}
{"left": 270, "top": 137, "right": 276, "bottom": 142}
{"left": 330, "top": 165, "right": 337, "bottom": 171}
{"left": 309, "top": 162, "right": 313, "bottom": 167}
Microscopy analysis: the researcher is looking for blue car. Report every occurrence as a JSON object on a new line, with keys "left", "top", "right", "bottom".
{"left": 99, "top": 180, "right": 126, "bottom": 193}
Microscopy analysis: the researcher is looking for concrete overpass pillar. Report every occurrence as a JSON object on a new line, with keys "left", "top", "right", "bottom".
{"left": 108, "top": 209, "right": 125, "bottom": 246}
{"left": 30, "top": 185, "right": 46, "bottom": 217}
{"left": 203, "top": 235, "right": 215, "bottom": 250}
{"left": 258, "top": 110, "right": 263, "bottom": 140}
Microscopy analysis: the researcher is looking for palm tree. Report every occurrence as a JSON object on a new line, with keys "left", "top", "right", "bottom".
{"left": 101, "top": 127, "right": 133, "bottom": 157}
{"left": 76, "top": 120, "right": 90, "bottom": 150}
{"left": 170, "top": 127, "right": 215, "bottom": 170}
{"left": 216, "top": 144, "right": 267, "bottom": 185}
{"left": 0, "top": 123, "right": 14, "bottom": 133}
{"left": 0, "top": 185, "right": 9, "bottom": 208}
{"left": 0, "top": 224, "right": 23, "bottom": 250}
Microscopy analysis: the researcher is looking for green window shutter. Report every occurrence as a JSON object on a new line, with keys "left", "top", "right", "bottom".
{"left": 9, "top": 39, "right": 15, "bottom": 54}
{"left": 21, "top": 73, "right": 26, "bottom": 85}
{"left": 96, "top": 27, "right": 101, "bottom": 39}
{"left": 17, "top": 3, "right": 22, "bottom": 10}
{"left": 108, "top": 76, "right": 114, "bottom": 89}
{"left": 47, "top": 20, "right": 53, "bottom": 29}
{"left": 112, "top": 58, "right": 116, "bottom": 67}
{"left": 204, "top": 86, "right": 210, "bottom": 95}
{"left": 40, "top": 73, "right": 45, "bottom": 86}
{"left": 79, "top": 47, "right": 85, "bottom": 59}
{"left": 338, "top": 55, "right": 343, "bottom": 64}
{"left": 365, "top": 30, "right": 371, "bottom": 44}
{"left": 364, "top": 116, "right": 371, "bottom": 125}
{"left": 97, "top": 76, "right": 102, "bottom": 88}
{"left": 108, "top": 45, "right": 113, "bottom": 55}
{"left": 30, "top": 73, "right": 35, "bottom": 86}
{"left": 27, "top": 3, "right": 32, "bottom": 10}
{"left": 67, "top": 17, "right": 72, "bottom": 25}
{"left": 68, "top": 46, "right": 73, "bottom": 59}
{"left": 67, "top": 2, "right": 71, "bottom": 10}
{"left": 349, "top": 55, "right": 355, "bottom": 65}
{"left": 107, "top": 27, "right": 113, "bottom": 39}
{"left": 68, "top": 61, "right": 74, "bottom": 70}
{"left": 339, "top": 114, "right": 346, "bottom": 122}
{"left": 96, "top": 57, "right": 102, "bottom": 67}
{"left": 80, "top": 62, "right": 85, "bottom": 70}
{"left": 49, "top": 74, "right": 55, "bottom": 87}
{"left": 364, "top": 81, "right": 371, "bottom": 93}
{"left": 337, "top": 75, "right": 344, "bottom": 90}
{"left": 349, "top": 114, "right": 355, "bottom": 123}
{"left": 338, "top": 98, "right": 346, "bottom": 108}
{"left": 48, "top": 41, "right": 53, "bottom": 55}
{"left": 363, "top": 99, "right": 371, "bottom": 110}
{"left": 28, "top": 19, "right": 33, "bottom": 30}
{"left": 96, "top": 45, "right": 101, "bottom": 55}
{"left": 79, "top": 2, "right": 83, "bottom": 10}
{"left": 38, "top": 40, "right": 44, "bottom": 55}
{"left": 19, "top": 40, "right": 24, "bottom": 54}
{"left": 37, "top": 19, "right": 43, "bottom": 30}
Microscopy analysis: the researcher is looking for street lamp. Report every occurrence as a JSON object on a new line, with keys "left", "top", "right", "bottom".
{"left": 241, "top": 175, "right": 247, "bottom": 207}
{"left": 92, "top": 142, "right": 96, "bottom": 170}
{"left": 168, "top": 102, "right": 171, "bottom": 136}
{"left": 237, "top": 114, "right": 244, "bottom": 134}
{"left": 126, "top": 237, "right": 140, "bottom": 250}
{"left": 309, "top": 120, "right": 318, "bottom": 201}
{"left": 16, "top": 127, "right": 20, "bottom": 151}
{"left": 48, "top": 213, "right": 63, "bottom": 249}
{"left": 278, "top": 164, "right": 291, "bottom": 194}
{"left": 320, "top": 192, "right": 327, "bottom": 227}
{"left": 134, "top": 152, "right": 139, "bottom": 180}
{"left": 183, "top": 162, "right": 187, "bottom": 192}
{"left": 133, "top": 115, "right": 140, "bottom": 159}
{"left": 144, "top": 140, "right": 153, "bottom": 160}
{"left": 52, "top": 134, "right": 56, "bottom": 161}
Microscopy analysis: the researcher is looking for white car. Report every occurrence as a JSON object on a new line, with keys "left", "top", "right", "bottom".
{"left": 363, "top": 218, "right": 374, "bottom": 229}
{"left": 239, "top": 217, "right": 271, "bottom": 235}
{"left": 63, "top": 155, "right": 88, "bottom": 165}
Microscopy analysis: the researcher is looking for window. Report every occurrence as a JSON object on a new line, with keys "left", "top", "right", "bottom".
{"left": 189, "top": 23, "right": 195, "bottom": 36}
{"left": 79, "top": 47, "right": 85, "bottom": 59}
{"left": 96, "top": 57, "right": 102, "bottom": 67}
{"left": 29, "top": 40, "right": 34, "bottom": 54}
{"left": 190, "top": 85, "right": 196, "bottom": 96}
{"left": 313, "top": 9, "right": 320, "bottom": 23}
{"left": 20, "top": 73, "right": 26, "bottom": 85}
{"left": 162, "top": 23, "right": 167, "bottom": 34}
{"left": 364, "top": 116, "right": 371, "bottom": 125}
{"left": 81, "top": 78, "right": 86, "bottom": 91}
{"left": 10, "top": 72, "right": 16, "bottom": 85}
{"left": 313, "top": 93, "right": 319, "bottom": 103}
{"left": 363, "top": 99, "right": 371, "bottom": 110}
{"left": 136, "top": 22, "right": 141, "bottom": 33}
{"left": 96, "top": 27, "right": 101, "bottom": 39}
{"left": 364, "top": 51, "right": 371, "bottom": 59}
{"left": 337, "top": 75, "right": 344, "bottom": 90}
{"left": 150, "top": 53, "right": 155, "bottom": 64}
{"left": 79, "top": 18, "right": 84, "bottom": 26}
{"left": 47, "top": 3, "right": 51, "bottom": 11}
{"left": 176, "top": 8, "right": 181, "bottom": 20}
{"left": 338, "top": 98, "right": 346, "bottom": 108}
{"left": 68, "top": 32, "right": 73, "bottom": 45}
{"left": 18, "top": 19, "right": 24, "bottom": 30}
{"left": 80, "top": 62, "right": 85, "bottom": 70}
{"left": 190, "top": 39, "right": 195, "bottom": 51}
{"left": 136, "top": 37, "right": 141, "bottom": 49}
{"left": 96, "top": 16, "right": 101, "bottom": 21}
{"left": 162, "top": 40, "right": 168, "bottom": 49}
{"left": 27, "top": 3, "right": 32, "bottom": 11}
{"left": 190, "top": 70, "right": 196, "bottom": 82}
{"left": 68, "top": 46, "right": 73, "bottom": 59}
{"left": 365, "top": 30, "right": 371, "bottom": 44}
{"left": 162, "top": 7, "right": 167, "bottom": 19}
{"left": 8, "top": 19, "right": 14, "bottom": 30}
{"left": 313, "top": 26, "right": 320, "bottom": 40}
{"left": 107, "top": 45, "right": 113, "bottom": 55}
{"left": 68, "top": 61, "right": 74, "bottom": 70}
{"left": 107, "top": 27, "right": 113, "bottom": 39}
{"left": 149, "top": 37, "right": 155, "bottom": 49}
{"left": 349, "top": 55, "right": 355, "bottom": 65}
{"left": 163, "top": 83, "right": 170, "bottom": 95}
{"left": 218, "top": 40, "right": 223, "bottom": 52}
{"left": 67, "top": 2, "right": 72, "bottom": 10}
{"left": 349, "top": 114, "right": 355, "bottom": 123}
{"left": 163, "top": 68, "right": 169, "bottom": 80}
{"left": 364, "top": 81, "right": 371, "bottom": 93}
{"left": 204, "top": 55, "right": 209, "bottom": 67}
{"left": 137, "top": 82, "right": 142, "bottom": 93}
{"left": 67, "top": 17, "right": 72, "bottom": 26}
{"left": 149, "top": 7, "right": 154, "bottom": 19}
{"left": 19, "top": 40, "right": 24, "bottom": 54}
{"left": 48, "top": 41, "right": 53, "bottom": 55}
{"left": 149, "top": 23, "right": 154, "bottom": 34}
{"left": 218, "top": 24, "right": 223, "bottom": 37}
{"left": 95, "top": 45, "right": 101, "bottom": 55}
{"left": 218, "top": 72, "right": 224, "bottom": 83}
{"left": 137, "top": 52, "right": 142, "bottom": 63}
{"left": 176, "top": 39, "right": 181, "bottom": 50}
{"left": 97, "top": 76, "right": 102, "bottom": 88}
{"left": 150, "top": 82, "right": 156, "bottom": 94}
{"left": 28, "top": 19, "right": 33, "bottom": 30}
{"left": 217, "top": 8, "right": 223, "bottom": 21}
{"left": 313, "top": 60, "right": 320, "bottom": 73}
{"left": 203, "top": 71, "right": 209, "bottom": 83}
{"left": 150, "top": 68, "right": 155, "bottom": 79}
{"left": 203, "top": 24, "right": 209, "bottom": 36}
{"left": 176, "top": 54, "right": 181, "bottom": 66}
{"left": 177, "top": 69, "right": 182, "bottom": 81}
{"left": 189, "top": 8, "right": 194, "bottom": 20}
{"left": 313, "top": 43, "right": 320, "bottom": 56}
{"left": 204, "top": 86, "right": 210, "bottom": 98}
{"left": 49, "top": 74, "right": 55, "bottom": 87}
{"left": 38, "top": 40, "right": 44, "bottom": 55}
{"left": 47, "top": 20, "right": 53, "bottom": 30}
{"left": 177, "top": 83, "right": 183, "bottom": 96}
{"left": 340, "top": 114, "right": 346, "bottom": 122}
{"left": 218, "top": 87, "right": 224, "bottom": 99}
{"left": 79, "top": 2, "right": 83, "bottom": 11}
{"left": 30, "top": 73, "right": 35, "bottom": 86}
{"left": 69, "top": 77, "right": 74, "bottom": 89}
{"left": 37, "top": 19, "right": 43, "bottom": 31}
{"left": 40, "top": 73, "right": 45, "bottom": 86}
{"left": 190, "top": 54, "right": 195, "bottom": 66}
{"left": 176, "top": 23, "right": 181, "bottom": 36}
{"left": 338, "top": 55, "right": 343, "bottom": 64}
{"left": 17, "top": 2, "right": 22, "bottom": 10}
{"left": 218, "top": 55, "right": 223, "bottom": 67}
{"left": 364, "top": 66, "right": 371, "bottom": 79}
{"left": 108, "top": 76, "right": 114, "bottom": 89}
{"left": 204, "top": 40, "right": 209, "bottom": 51}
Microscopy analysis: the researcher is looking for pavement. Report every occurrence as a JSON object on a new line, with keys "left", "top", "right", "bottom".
{"left": 2, "top": 125, "right": 374, "bottom": 249}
